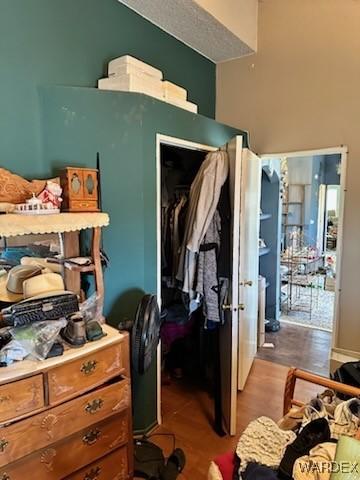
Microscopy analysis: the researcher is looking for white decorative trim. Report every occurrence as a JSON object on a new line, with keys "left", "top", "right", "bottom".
{"left": 260, "top": 146, "right": 348, "bottom": 158}
{"left": 0, "top": 212, "right": 109, "bottom": 238}
{"left": 331, "top": 350, "right": 359, "bottom": 364}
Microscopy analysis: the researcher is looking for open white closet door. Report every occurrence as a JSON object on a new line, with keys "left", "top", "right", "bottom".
{"left": 237, "top": 149, "right": 261, "bottom": 390}
{"left": 219, "top": 135, "right": 242, "bottom": 436}
{"left": 220, "top": 139, "right": 261, "bottom": 435}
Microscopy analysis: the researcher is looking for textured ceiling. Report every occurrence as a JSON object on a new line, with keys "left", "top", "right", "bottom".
{"left": 118, "top": 0, "right": 254, "bottom": 62}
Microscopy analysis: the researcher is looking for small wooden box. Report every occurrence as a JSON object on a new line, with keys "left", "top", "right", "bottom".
{"left": 60, "top": 167, "right": 99, "bottom": 212}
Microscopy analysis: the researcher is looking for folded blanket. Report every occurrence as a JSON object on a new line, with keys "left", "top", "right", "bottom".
{"left": 236, "top": 416, "right": 296, "bottom": 472}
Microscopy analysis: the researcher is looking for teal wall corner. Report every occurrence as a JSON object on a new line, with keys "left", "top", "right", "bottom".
{"left": 40, "top": 86, "right": 247, "bottom": 432}
{"left": 0, "top": 0, "right": 215, "bottom": 177}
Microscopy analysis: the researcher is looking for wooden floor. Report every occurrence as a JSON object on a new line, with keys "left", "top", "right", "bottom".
{"left": 152, "top": 359, "right": 322, "bottom": 479}
{"left": 257, "top": 322, "right": 332, "bottom": 377}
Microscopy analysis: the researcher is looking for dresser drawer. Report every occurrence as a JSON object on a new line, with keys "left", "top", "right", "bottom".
{"left": 0, "top": 375, "right": 44, "bottom": 424}
{"left": 67, "top": 446, "right": 129, "bottom": 480}
{"left": 68, "top": 200, "right": 99, "bottom": 212}
{"left": 48, "top": 343, "right": 124, "bottom": 405}
{"left": 0, "top": 377, "right": 130, "bottom": 467}
{"left": 0, "top": 413, "right": 129, "bottom": 480}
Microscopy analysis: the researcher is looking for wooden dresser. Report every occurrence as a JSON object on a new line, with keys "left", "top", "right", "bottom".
{"left": 0, "top": 325, "right": 133, "bottom": 480}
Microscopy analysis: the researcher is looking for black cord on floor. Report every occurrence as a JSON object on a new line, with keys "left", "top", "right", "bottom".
{"left": 146, "top": 431, "right": 177, "bottom": 459}
{"left": 134, "top": 431, "right": 177, "bottom": 464}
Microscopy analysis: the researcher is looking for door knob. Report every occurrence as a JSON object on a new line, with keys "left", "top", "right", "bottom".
{"left": 222, "top": 304, "right": 245, "bottom": 311}
{"left": 240, "top": 280, "right": 253, "bottom": 287}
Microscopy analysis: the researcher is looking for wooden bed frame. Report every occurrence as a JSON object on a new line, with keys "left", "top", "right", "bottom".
{"left": 284, "top": 367, "right": 360, "bottom": 414}
{"left": 208, "top": 368, "right": 360, "bottom": 480}
{"left": 284, "top": 367, "right": 360, "bottom": 439}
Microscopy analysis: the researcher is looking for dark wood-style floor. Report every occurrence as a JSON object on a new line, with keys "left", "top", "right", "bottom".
{"left": 151, "top": 359, "right": 322, "bottom": 479}
{"left": 257, "top": 322, "right": 332, "bottom": 377}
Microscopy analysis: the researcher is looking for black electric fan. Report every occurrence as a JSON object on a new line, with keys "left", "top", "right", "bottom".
{"left": 132, "top": 294, "right": 161, "bottom": 374}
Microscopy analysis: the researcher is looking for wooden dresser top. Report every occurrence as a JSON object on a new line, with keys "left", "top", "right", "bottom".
{"left": 0, "top": 324, "right": 126, "bottom": 385}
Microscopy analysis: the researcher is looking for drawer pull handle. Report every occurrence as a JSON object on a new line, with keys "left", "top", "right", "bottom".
{"left": 85, "top": 398, "right": 104, "bottom": 414}
{"left": 84, "top": 466, "right": 101, "bottom": 480}
{"left": 83, "top": 428, "right": 101, "bottom": 445}
{"left": 81, "top": 360, "right": 98, "bottom": 375}
{"left": 0, "top": 474, "right": 10, "bottom": 480}
{"left": 0, "top": 440, "right": 9, "bottom": 453}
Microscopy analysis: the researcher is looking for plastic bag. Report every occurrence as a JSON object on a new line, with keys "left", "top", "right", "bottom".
{"left": 10, "top": 319, "right": 67, "bottom": 360}
{"left": 80, "top": 293, "right": 104, "bottom": 324}
{"left": 0, "top": 340, "right": 29, "bottom": 366}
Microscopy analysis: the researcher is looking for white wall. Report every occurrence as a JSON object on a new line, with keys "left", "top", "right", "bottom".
{"left": 195, "top": 0, "right": 258, "bottom": 52}
{"left": 217, "top": 0, "right": 360, "bottom": 357}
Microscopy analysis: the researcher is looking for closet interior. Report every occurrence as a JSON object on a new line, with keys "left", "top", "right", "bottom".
{"left": 160, "top": 143, "right": 228, "bottom": 434}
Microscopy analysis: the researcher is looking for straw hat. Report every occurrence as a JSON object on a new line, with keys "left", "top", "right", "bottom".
{"left": 0, "top": 266, "right": 65, "bottom": 303}
{"left": 20, "top": 257, "right": 62, "bottom": 274}
{"left": 0, "top": 265, "right": 42, "bottom": 303}
{"left": 23, "top": 272, "right": 65, "bottom": 299}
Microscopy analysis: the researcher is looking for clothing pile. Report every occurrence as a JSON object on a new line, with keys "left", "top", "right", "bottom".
{"left": 208, "top": 390, "right": 360, "bottom": 480}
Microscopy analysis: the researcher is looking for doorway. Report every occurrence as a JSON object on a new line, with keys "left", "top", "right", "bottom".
{"left": 156, "top": 135, "right": 219, "bottom": 430}
{"left": 156, "top": 134, "right": 261, "bottom": 436}
{"left": 256, "top": 147, "right": 347, "bottom": 376}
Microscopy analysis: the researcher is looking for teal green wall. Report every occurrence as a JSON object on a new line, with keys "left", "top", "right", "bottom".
{"left": 0, "top": 0, "right": 215, "bottom": 177}
{"left": 40, "top": 87, "right": 246, "bottom": 432}
{"left": 0, "top": 0, "right": 248, "bottom": 434}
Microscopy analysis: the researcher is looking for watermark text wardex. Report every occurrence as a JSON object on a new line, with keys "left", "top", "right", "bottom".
{"left": 298, "top": 461, "right": 359, "bottom": 474}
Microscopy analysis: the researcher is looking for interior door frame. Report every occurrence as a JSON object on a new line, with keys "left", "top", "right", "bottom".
{"left": 237, "top": 148, "right": 261, "bottom": 391}
{"left": 317, "top": 184, "right": 327, "bottom": 254}
{"left": 155, "top": 133, "right": 217, "bottom": 425}
{"left": 259, "top": 146, "right": 347, "bottom": 360}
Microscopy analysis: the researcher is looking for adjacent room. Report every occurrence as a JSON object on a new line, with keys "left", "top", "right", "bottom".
{"left": 257, "top": 151, "right": 344, "bottom": 376}
{"left": 1, "top": 1, "right": 359, "bottom": 479}
{"left": 280, "top": 154, "right": 341, "bottom": 333}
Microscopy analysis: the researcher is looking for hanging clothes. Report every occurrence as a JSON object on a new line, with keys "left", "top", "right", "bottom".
{"left": 217, "top": 179, "right": 231, "bottom": 279}
{"left": 177, "top": 150, "right": 229, "bottom": 295}
{"left": 161, "top": 202, "right": 173, "bottom": 277}
{"left": 162, "top": 194, "right": 189, "bottom": 286}
{"left": 196, "top": 210, "right": 222, "bottom": 325}
{"left": 172, "top": 195, "right": 187, "bottom": 284}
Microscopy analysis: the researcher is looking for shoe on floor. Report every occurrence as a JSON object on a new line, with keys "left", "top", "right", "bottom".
{"left": 160, "top": 448, "right": 185, "bottom": 480}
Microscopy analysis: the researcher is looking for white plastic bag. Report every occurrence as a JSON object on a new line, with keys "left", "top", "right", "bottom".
{"left": 10, "top": 319, "right": 67, "bottom": 360}
{"left": 80, "top": 293, "right": 104, "bottom": 324}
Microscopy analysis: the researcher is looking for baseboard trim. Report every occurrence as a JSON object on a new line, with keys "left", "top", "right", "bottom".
{"left": 330, "top": 348, "right": 360, "bottom": 372}
{"left": 332, "top": 347, "right": 360, "bottom": 361}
